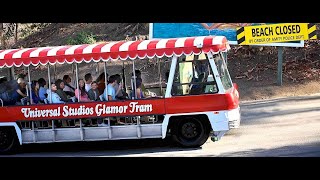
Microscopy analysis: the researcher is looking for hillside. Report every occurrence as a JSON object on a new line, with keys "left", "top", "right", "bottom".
{"left": 1, "top": 23, "right": 320, "bottom": 101}
{"left": 12, "top": 23, "right": 148, "bottom": 48}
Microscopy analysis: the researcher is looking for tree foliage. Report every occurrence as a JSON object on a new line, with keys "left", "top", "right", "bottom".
{"left": 66, "top": 31, "right": 97, "bottom": 45}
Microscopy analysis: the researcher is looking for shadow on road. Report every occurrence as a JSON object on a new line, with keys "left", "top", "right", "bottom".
{"left": 5, "top": 138, "right": 201, "bottom": 157}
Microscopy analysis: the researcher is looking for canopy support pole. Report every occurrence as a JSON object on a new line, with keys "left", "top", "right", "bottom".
{"left": 103, "top": 61, "right": 108, "bottom": 101}
{"left": 75, "top": 63, "right": 80, "bottom": 102}
{"left": 132, "top": 60, "right": 137, "bottom": 99}
{"left": 47, "top": 65, "right": 52, "bottom": 103}
{"left": 158, "top": 58, "right": 163, "bottom": 96}
{"left": 27, "top": 66, "right": 33, "bottom": 105}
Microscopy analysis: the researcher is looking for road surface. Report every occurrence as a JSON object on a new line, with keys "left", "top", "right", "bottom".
{"left": 3, "top": 94, "right": 320, "bottom": 157}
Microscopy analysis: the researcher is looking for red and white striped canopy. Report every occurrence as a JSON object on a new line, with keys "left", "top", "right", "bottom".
{"left": 0, "top": 36, "right": 229, "bottom": 68}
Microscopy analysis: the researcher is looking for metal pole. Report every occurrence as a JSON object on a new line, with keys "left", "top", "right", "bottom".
{"left": 11, "top": 67, "right": 15, "bottom": 80}
{"left": 158, "top": 58, "right": 162, "bottom": 96}
{"left": 27, "top": 66, "right": 33, "bottom": 105}
{"left": 7, "top": 68, "right": 11, "bottom": 81}
{"left": 137, "top": 116, "right": 141, "bottom": 138}
{"left": 52, "top": 119, "right": 55, "bottom": 142}
{"left": 75, "top": 63, "right": 83, "bottom": 140}
{"left": 104, "top": 62, "right": 108, "bottom": 101}
{"left": 32, "top": 121, "right": 36, "bottom": 142}
{"left": 47, "top": 65, "right": 52, "bottom": 103}
{"left": 75, "top": 63, "right": 80, "bottom": 102}
{"left": 132, "top": 60, "right": 137, "bottom": 99}
{"left": 122, "top": 61, "right": 126, "bottom": 91}
{"left": 277, "top": 47, "right": 283, "bottom": 86}
{"left": 54, "top": 64, "right": 57, "bottom": 82}
{"left": 165, "top": 55, "right": 178, "bottom": 98}
{"left": 47, "top": 64, "right": 55, "bottom": 139}
{"left": 71, "top": 64, "right": 75, "bottom": 86}
{"left": 96, "top": 62, "right": 100, "bottom": 76}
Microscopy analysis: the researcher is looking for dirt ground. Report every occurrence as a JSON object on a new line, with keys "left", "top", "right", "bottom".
{"left": 1, "top": 23, "right": 320, "bottom": 101}
{"left": 227, "top": 40, "right": 320, "bottom": 101}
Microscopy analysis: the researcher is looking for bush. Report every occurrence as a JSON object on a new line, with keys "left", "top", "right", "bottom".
{"left": 66, "top": 31, "right": 96, "bottom": 45}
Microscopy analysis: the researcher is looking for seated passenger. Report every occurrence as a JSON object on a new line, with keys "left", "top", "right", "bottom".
{"left": 114, "top": 74, "right": 127, "bottom": 100}
{"left": 55, "top": 79, "right": 72, "bottom": 102}
{"left": 31, "top": 80, "right": 40, "bottom": 104}
{"left": 84, "top": 73, "right": 93, "bottom": 92}
{"left": 12, "top": 78, "right": 27, "bottom": 104}
{"left": 131, "top": 70, "right": 145, "bottom": 99}
{"left": 96, "top": 73, "right": 107, "bottom": 95}
{"left": 103, "top": 75, "right": 117, "bottom": 101}
{"left": 0, "top": 79, "right": 19, "bottom": 106}
{"left": 63, "top": 75, "right": 75, "bottom": 97}
{"left": 75, "top": 79, "right": 91, "bottom": 102}
{"left": 87, "top": 81, "right": 100, "bottom": 101}
{"left": 38, "top": 78, "right": 47, "bottom": 102}
{"left": 101, "top": 75, "right": 124, "bottom": 126}
{"left": 47, "top": 83, "right": 64, "bottom": 104}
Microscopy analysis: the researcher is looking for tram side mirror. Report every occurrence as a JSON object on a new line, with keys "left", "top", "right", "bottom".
{"left": 233, "top": 83, "right": 239, "bottom": 91}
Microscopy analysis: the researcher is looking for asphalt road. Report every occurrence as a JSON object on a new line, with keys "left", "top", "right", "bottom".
{"left": 3, "top": 94, "right": 320, "bottom": 157}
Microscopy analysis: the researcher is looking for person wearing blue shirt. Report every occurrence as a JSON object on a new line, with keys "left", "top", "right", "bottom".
{"left": 100, "top": 75, "right": 124, "bottom": 126}
{"left": 47, "top": 83, "right": 64, "bottom": 104}
{"left": 103, "top": 75, "right": 118, "bottom": 101}
{"left": 38, "top": 78, "right": 47, "bottom": 102}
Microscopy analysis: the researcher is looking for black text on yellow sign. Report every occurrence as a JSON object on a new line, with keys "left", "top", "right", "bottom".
{"left": 236, "top": 23, "right": 317, "bottom": 45}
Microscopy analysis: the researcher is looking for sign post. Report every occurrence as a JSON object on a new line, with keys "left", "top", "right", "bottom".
{"left": 277, "top": 47, "right": 283, "bottom": 86}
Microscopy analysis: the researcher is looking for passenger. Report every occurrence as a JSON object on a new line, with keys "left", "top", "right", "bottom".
{"left": 75, "top": 79, "right": 91, "bottom": 102}
{"left": 84, "top": 73, "right": 93, "bottom": 92}
{"left": 46, "top": 83, "right": 64, "bottom": 104}
{"left": 0, "top": 79, "right": 19, "bottom": 105}
{"left": 113, "top": 74, "right": 127, "bottom": 100}
{"left": 87, "top": 81, "right": 100, "bottom": 101}
{"left": 46, "top": 83, "right": 66, "bottom": 128}
{"left": 63, "top": 75, "right": 75, "bottom": 97}
{"left": 55, "top": 79, "right": 72, "bottom": 102}
{"left": 96, "top": 73, "right": 107, "bottom": 95}
{"left": 102, "top": 75, "right": 125, "bottom": 125}
{"left": 131, "top": 70, "right": 145, "bottom": 99}
{"left": 16, "top": 73, "right": 26, "bottom": 80}
{"left": 12, "top": 78, "right": 27, "bottom": 104}
{"left": 38, "top": 78, "right": 47, "bottom": 102}
{"left": 103, "top": 75, "right": 117, "bottom": 101}
{"left": 31, "top": 80, "right": 40, "bottom": 104}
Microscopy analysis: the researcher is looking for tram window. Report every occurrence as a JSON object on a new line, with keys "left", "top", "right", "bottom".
{"left": 171, "top": 53, "right": 218, "bottom": 96}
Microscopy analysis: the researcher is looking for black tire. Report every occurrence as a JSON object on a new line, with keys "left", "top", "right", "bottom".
{"left": 172, "top": 117, "right": 210, "bottom": 148}
{"left": 0, "top": 127, "right": 19, "bottom": 154}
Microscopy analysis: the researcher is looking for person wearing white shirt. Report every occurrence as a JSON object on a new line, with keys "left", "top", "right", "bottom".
{"left": 84, "top": 73, "right": 93, "bottom": 92}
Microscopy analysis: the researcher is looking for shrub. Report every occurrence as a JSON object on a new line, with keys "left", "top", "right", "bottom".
{"left": 66, "top": 31, "right": 96, "bottom": 45}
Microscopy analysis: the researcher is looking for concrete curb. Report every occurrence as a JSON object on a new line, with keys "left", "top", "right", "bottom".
{"left": 240, "top": 93, "right": 320, "bottom": 105}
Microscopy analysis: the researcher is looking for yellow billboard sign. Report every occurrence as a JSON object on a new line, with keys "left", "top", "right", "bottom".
{"left": 237, "top": 23, "right": 317, "bottom": 45}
